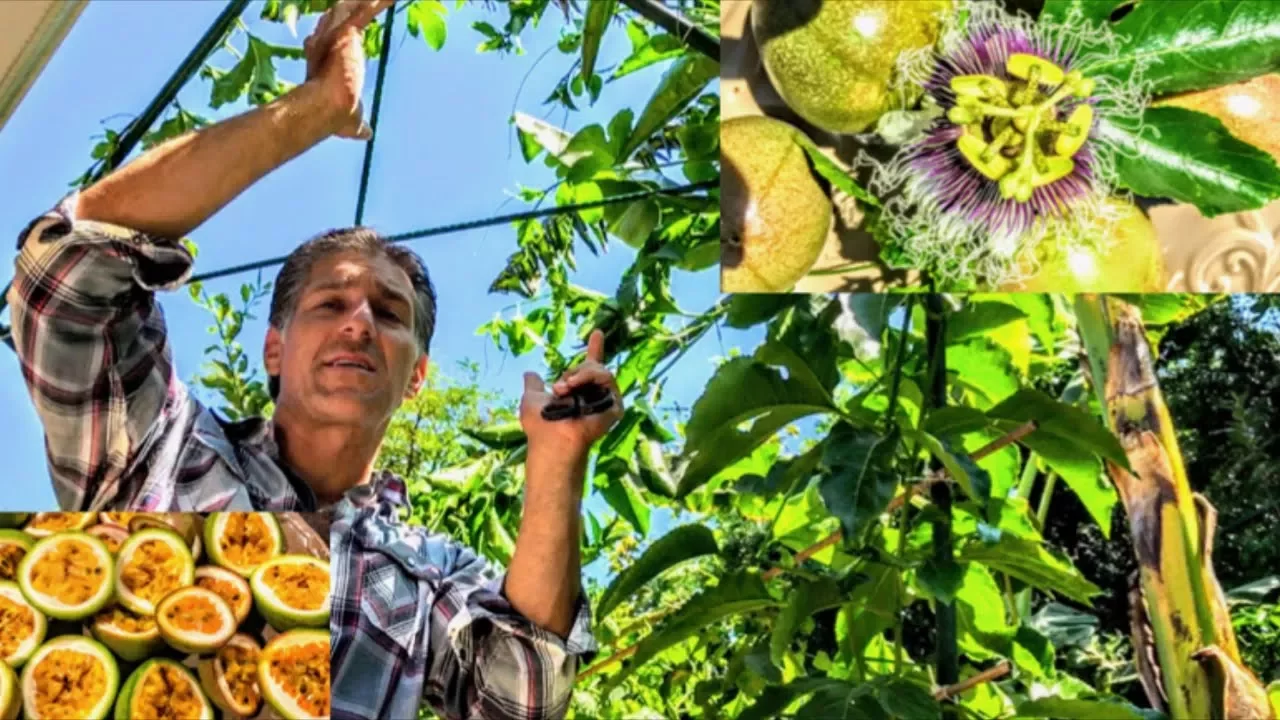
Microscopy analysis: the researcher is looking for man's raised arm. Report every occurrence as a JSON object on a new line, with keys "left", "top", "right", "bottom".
{"left": 76, "top": 0, "right": 390, "bottom": 237}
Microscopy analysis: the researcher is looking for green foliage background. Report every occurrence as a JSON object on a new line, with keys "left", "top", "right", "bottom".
{"left": 120, "top": 1, "right": 1280, "bottom": 718}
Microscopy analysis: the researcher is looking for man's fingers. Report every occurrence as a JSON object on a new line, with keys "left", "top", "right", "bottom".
{"left": 586, "top": 329, "right": 605, "bottom": 364}
{"left": 348, "top": 0, "right": 395, "bottom": 29}
{"left": 523, "top": 372, "right": 547, "bottom": 395}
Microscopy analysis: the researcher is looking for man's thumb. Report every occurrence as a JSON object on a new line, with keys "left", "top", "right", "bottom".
{"left": 523, "top": 372, "right": 545, "bottom": 393}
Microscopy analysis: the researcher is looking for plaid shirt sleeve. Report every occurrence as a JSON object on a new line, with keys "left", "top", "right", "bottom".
{"left": 331, "top": 498, "right": 597, "bottom": 720}
{"left": 7, "top": 193, "right": 193, "bottom": 510}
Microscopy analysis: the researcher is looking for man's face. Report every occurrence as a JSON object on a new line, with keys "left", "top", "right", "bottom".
{"left": 265, "top": 250, "right": 427, "bottom": 426}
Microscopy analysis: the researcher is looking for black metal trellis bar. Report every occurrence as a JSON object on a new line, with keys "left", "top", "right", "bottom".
{"left": 187, "top": 179, "right": 716, "bottom": 283}
{"left": 617, "top": 0, "right": 719, "bottom": 61}
{"left": 100, "top": 0, "right": 253, "bottom": 182}
{"left": 354, "top": 3, "right": 397, "bottom": 226}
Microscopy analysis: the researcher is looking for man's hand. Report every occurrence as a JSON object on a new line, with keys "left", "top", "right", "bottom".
{"left": 303, "top": 0, "right": 395, "bottom": 140}
{"left": 520, "top": 330, "right": 624, "bottom": 461}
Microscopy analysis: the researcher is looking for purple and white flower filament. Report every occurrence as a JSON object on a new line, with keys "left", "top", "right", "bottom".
{"left": 862, "top": 1, "right": 1150, "bottom": 287}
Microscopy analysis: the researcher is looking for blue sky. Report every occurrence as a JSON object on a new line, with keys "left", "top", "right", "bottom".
{"left": 0, "top": 1, "right": 756, "bottom": 511}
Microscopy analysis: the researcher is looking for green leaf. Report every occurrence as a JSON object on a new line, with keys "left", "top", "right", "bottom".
{"left": 613, "top": 32, "right": 684, "bottom": 79}
{"left": 988, "top": 389, "right": 1128, "bottom": 467}
{"left": 738, "top": 679, "right": 855, "bottom": 720}
{"left": 987, "top": 388, "right": 1124, "bottom": 536}
{"left": 407, "top": 0, "right": 448, "bottom": 50}
{"left": 948, "top": 339, "right": 1020, "bottom": 407}
{"left": 959, "top": 535, "right": 1102, "bottom": 605}
{"left": 797, "top": 140, "right": 881, "bottom": 208}
{"left": 485, "top": 505, "right": 515, "bottom": 564}
{"left": 596, "top": 524, "right": 718, "bottom": 619}
{"left": 621, "top": 53, "right": 719, "bottom": 159}
{"left": 606, "top": 199, "right": 660, "bottom": 248}
{"left": 947, "top": 301, "right": 1028, "bottom": 345}
{"left": 839, "top": 294, "right": 900, "bottom": 343}
{"left": 725, "top": 294, "right": 801, "bottom": 329}
{"left": 1038, "top": 0, "right": 1133, "bottom": 25}
{"left": 770, "top": 577, "right": 844, "bottom": 667}
{"left": 1080, "top": 0, "right": 1280, "bottom": 95}
{"left": 876, "top": 677, "right": 941, "bottom": 719}
{"left": 579, "top": 0, "right": 616, "bottom": 82}
{"left": 1114, "top": 292, "right": 1214, "bottom": 327}
{"left": 1097, "top": 109, "right": 1280, "bottom": 217}
{"left": 635, "top": 437, "right": 677, "bottom": 498}
{"left": 1016, "top": 696, "right": 1165, "bottom": 720}
{"left": 605, "top": 571, "right": 779, "bottom": 691}
{"left": 677, "top": 346, "right": 837, "bottom": 496}
{"left": 923, "top": 407, "right": 990, "bottom": 438}
{"left": 560, "top": 124, "right": 615, "bottom": 183}
{"left": 461, "top": 420, "right": 526, "bottom": 449}
{"left": 595, "top": 459, "right": 650, "bottom": 535}
{"left": 916, "top": 556, "right": 966, "bottom": 604}
{"left": 819, "top": 424, "right": 898, "bottom": 544}
{"left": 916, "top": 431, "right": 992, "bottom": 506}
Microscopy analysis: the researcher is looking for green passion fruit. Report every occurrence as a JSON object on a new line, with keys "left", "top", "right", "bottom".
{"left": 90, "top": 605, "right": 165, "bottom": 662}
{"left": 156, "top": 586, "right": 237, "bottom": 655}
{"left": 197, "top": 633, "right": 263, "bottom": 717}
{"left": 1000, "top": 198, "right": 1165, "bottom": 292}
{"left": 16, "top": 532, "right": 114, "bottom": 621}
{"left": 0, "top": 530, "right": 33, "bottom": 581}
{"left": 23, "top": 512, "right": 96, "bottom": 538}
{"left": 205, "top": 512, "right": 285, "bottom": 578}
{"left": 259, "top": 629, "right": 330, "bottom": 720}
{"left": 250, "top": 555, "right": 331, "bottom": 632}
{"left": 114, "top": 528, "right": 195, "bottom": 615}
{"left": 129, "top": 514, "right": 203, "bottom": 562}
{"left": 20, "top": 635, "right": 119, "bottom": 720}
{"left": 0, "top": 581, "right": 46, "bottom": 667}
{"left": 0, "top": 514, "right": 28, "bottom": 530}
{"left": 721, "top": 115, "right": 833, "bottom": 293}
{"left": 195, "top": 565, "right": 253, "bottom": 626}
{"left": 751, "top": 0, "right": 951, "bottom": 134}
{"left": 114, "top": 658, "right": 213, "bottom": 720}
{"left": 0, "top": 660, "right": 17, "bottom": 720}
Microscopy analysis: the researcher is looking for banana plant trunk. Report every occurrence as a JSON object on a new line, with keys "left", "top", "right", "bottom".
{"left": 1074, "top": 295, "right": 1275, "bottom": 720}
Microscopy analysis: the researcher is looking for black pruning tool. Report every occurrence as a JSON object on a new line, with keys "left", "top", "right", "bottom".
{"left": 541, "top": 381, "right": 615, "bottom": 421}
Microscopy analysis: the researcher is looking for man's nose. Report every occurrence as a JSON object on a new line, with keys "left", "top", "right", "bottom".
{"left": 339, "top": 299, "right": 375, "bottom": 341}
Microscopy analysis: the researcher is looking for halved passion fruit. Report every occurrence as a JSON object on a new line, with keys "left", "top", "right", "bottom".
{"left": 198, "top": 633, "right": 263, "bottom": 717}
{"left": 16, "top": 532, "right": 114, "bottom": 621}
{"left": 89, "top": 605, "right": 165, "bottom": 662}
{"left": 0, "top": 514, "right": 28, "bottom": 530}
{"left": 84, "top": 525, "right": 129, "bottom": 555}
{"left": 155, "top": 586, "right": 237, "bottom": 655}
{"left": 114, "top": 528, "right": 195, "bottom": 615}
{"left": 0, "top": 660, "right": 17, "bottom": 720}
{"left": 195, "top": 565, "right": 252, "bottom": 625}
{"left": 97, "top": 512, "right": 137, "bottom": 529}
{"left": 259, "top": 629, "right": 330, "bottom": 720}
{"left": 205, "top": 512, "right": 285, "bottom": 577}
{"left": 0, "top": 530, "right": 33, "bottom": 581}
{"left": 114, "top": 658, "right": 214, "bottom": 720}
{"left": 19, "top": 635, "right": 119, "bottom": 720}
{"left": 250, "top": 555, "right": 330, "bottom": 631}
{"left": 0, "top": 581, "right": 46, "bottom": 667}
{"left": 129, "top": 514, "right": 203, "bottom": 562}
{"left": 23, "top": 512, "right": 95, "bottom": 538}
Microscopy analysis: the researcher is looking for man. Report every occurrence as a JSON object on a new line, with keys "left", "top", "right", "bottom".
{"left": 7, "top": 1, "right": 619, "bottom": 717}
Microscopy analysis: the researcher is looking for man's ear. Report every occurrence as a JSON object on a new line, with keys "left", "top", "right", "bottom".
{"left": 264, "top": 325, "right": 283, "bottom": 379}
{"left": 405, "top": 353, "right": 429, "bottom": 398}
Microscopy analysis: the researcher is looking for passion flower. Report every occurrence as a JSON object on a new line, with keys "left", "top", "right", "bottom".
{"left": 862, "top": 0, "right": 1150, "bottom": 288}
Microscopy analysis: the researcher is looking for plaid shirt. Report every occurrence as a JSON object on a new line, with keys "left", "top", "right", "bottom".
{"left": 9, "top": 195, "right": 597, "bottom": 718}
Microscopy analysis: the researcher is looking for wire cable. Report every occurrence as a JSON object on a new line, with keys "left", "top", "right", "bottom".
{"left": 188, "top": 179, "right": 715, "bottom": 284}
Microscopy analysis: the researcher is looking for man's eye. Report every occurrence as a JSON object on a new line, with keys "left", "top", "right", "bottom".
{"left": 377, "top": 308, "right": 402, "bottom": 323}
{"left": 320, "top": 299, "right": 342, "bottom": 310}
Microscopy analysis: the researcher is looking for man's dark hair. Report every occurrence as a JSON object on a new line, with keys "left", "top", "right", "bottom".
{"left": 266, "top": 227, "right": 437, "bottom": 400}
